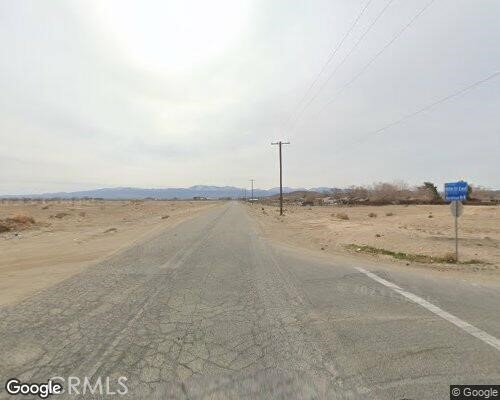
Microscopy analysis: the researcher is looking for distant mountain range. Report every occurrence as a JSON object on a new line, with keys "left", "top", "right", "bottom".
{"left": 1, "top": 186, "right": 336, "bottom": 200}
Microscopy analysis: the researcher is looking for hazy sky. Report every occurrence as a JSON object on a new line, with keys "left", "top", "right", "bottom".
{"left": 1, "top": 0, "right": 499, "bottom": 194}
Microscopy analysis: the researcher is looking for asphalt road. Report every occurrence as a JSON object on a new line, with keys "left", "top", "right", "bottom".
{"left": 0, "top": 202, "right": 498, "bottom": 399}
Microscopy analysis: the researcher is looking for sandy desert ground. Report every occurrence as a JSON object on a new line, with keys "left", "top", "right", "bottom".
{"left": 2, "top": 200, "right": 498, "bottom": 306}
{"left": 247, "top": 203, "right": 500, "bottom": 274}
{"left": 0, "top": 200, "right": 220, "bottom": 305}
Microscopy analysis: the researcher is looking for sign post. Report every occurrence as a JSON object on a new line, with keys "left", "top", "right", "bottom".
{"left": 449, "top": 200, "right": 463, "bottom": 261}
{"left": 444, "top": 181, "right": 467, "bottom": 263}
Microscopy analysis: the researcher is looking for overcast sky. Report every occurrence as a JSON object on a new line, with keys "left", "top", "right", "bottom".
{"left": 1, "top": 0, "right": 499, "bottom": 194}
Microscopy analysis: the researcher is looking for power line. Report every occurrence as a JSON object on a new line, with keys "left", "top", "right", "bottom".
{"left": 334, "top": 71, "right": 500, "bottom": 155}
{"left": 314, "top": 0, "right": 436, "bottom": 119}
{"left": 283, "top": 0, "right": 372, "bottom": 129}
{"left": 289, "top": 0, "right": 396, "bottom": 131}
{"left": 362, "top": 71, "right": 500, "bottom": 138}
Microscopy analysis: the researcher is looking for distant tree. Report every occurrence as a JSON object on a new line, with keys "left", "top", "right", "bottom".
{"left": 422, "top": 182, "right": 441, "bottom": 201}
{"left": 371, "top": 182, "right": 411, "bottom": 202}
{"left": 350, "top": 186, "right": 369, "bottom": 200}
{"left": 469, "top": 185, "right": 500, "bottom": 201}
{"left": 303, "top": 193, "right": 316, "bottom": 205}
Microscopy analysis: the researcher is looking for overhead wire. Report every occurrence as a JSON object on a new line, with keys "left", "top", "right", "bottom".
{"left": 361, "top": 71, "right": 500, "bottom": 138}
{"left": 311, "top": 0, "right": 436, "bottom": 120}
{"left": 332, "top": 71, "right": 500, "bottom": 156}
{"left": 288, "top": 0, "right": 396, "bottom": 132}
{"left": 282, "top": 0, "right": 373, "bottom": 130}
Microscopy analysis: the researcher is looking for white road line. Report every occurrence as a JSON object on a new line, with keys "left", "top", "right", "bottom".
{"left": 355, "top": 267, "right": 500, "bottom": 352}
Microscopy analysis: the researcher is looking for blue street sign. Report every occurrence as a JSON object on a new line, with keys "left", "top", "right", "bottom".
{"left": 444, "top": 181, "right": 468, "bottom": 201}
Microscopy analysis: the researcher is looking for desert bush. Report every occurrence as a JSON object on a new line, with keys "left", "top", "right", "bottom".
{"left": 104, "top": 227, "right": 118, "bottom": 233}
{"left": 9, "top": 214, "right": 35, "bottom": 224}
{"left": 301, "top": 194, "right": 315, "bottom": 206}
{"left": 54, "top": 212, "right": 70, "bottom": 219}
{"left": 385, "top": 212, "right": 394, "bottom": 216}
{"left": 420, "top": 182, "right": 441, "bottom": 201}
{"left": 468, "top": 185, "right": 500, "bottom": 201}
{"left": 370, "top": 181, "right": 411, "bottom": 202}
{"left": 304, "top": 193, "right": 316, "bottom": 203}
{"left": 336, "top": 212, "right": 349, "bottom": 220}
{"left": 0, "top": 223, "right": 11, "bottom": 233}
{"left": 329, "top": 181, "right": 497, "bottom": 205}
{"left": 161, "top": 215, "right": 170, "bottom": 219}
{"left": 334, "top": 186, "right": 368, "bottom": 202}
{"left": 368, "top": 212, "right": 377, "bottom": 218}
{"left": 441, "top": 252, "right": 457, "bottom": 263}
{"left": 0, "top": 214, "right": 36, "bottom": 232}
{"left": 79, "top": 211, "right": 86, "bottom": 217}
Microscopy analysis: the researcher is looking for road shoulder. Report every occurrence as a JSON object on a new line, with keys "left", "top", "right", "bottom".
{"left": 0, "top": 201, "right": 222, "bottom": 306}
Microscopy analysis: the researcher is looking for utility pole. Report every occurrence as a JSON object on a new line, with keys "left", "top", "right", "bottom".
{"left": 271, "top": 141, "right": 290, "bottom": 216}
{"left": 250, "top": 179, "right": 254, "bottom": 204}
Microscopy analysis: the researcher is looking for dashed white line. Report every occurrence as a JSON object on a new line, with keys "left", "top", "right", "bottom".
{"left": 355, "top": 267, "right": 500, "bottom": 352}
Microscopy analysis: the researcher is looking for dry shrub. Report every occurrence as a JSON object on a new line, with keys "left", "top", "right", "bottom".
{"left": 368, "top": 212, "right": 377, "bottom": 218}
{"left": 41, "top": 205, "right": 50, "bottom": 210}
{"left": 9, "top": 214, "right": 35, "bottom": 224}
{"left": 304, "top": 193, "right": 316, "bottom": 205}
{"left": 385, "top": 212, "right": 394, "bottom": 216}
{"left": 337, "top": 186, "right": 369, "bottom": 202}
{"left": 370, "top": 181, "right": 411, "bottom": 202}
{"left": 0, "top": 223, "right": 10, "bottom": 233}
{"left": 79, "top": 211, "right": 86, "bottom": 217}
{"left": 468, "top": 185, "right": 500, "bottom": 201}
{"left": 417, "top": 182, "right": 441, "bottom": 201}
{"left": 104, "top": 227, "right": 118, "bottom": 233}
{"left": 441, "top": 252, "right": 457, "bottom": 263}
{"left": 336, "top": 212, "right": 349, "bottom": 220}
{"left": 54, "top": 212, "right": 70, "bottom": 219}
{"left": 161, "top": 215, "right": 170, "bottom": 219}
{"left": 0, "top": 214, "right": 36, "bottom": 232}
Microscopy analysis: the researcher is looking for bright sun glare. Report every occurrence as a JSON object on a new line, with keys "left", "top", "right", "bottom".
{"left": 92, "top": 0, "right": 251, "bottom": 73}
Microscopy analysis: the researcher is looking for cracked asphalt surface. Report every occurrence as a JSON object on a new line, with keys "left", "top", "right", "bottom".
{"left": 0, "top": 202, "right": 499, "bottom": 399}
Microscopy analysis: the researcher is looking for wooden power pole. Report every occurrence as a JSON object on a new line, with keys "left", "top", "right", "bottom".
{"left": 271, "top": 141, "right": 290, "bottom": 216}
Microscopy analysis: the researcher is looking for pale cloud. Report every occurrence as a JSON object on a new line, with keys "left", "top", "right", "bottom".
{"left": 1, "top": 0, "right": 499, "bottom": 194}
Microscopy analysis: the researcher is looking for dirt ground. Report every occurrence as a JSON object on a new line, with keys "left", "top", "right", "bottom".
{"left": 0, "top": 200, "right": 219, "bottom": 305}
{"left": 247, "top": 203, "right": 500, "bottom": 274}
